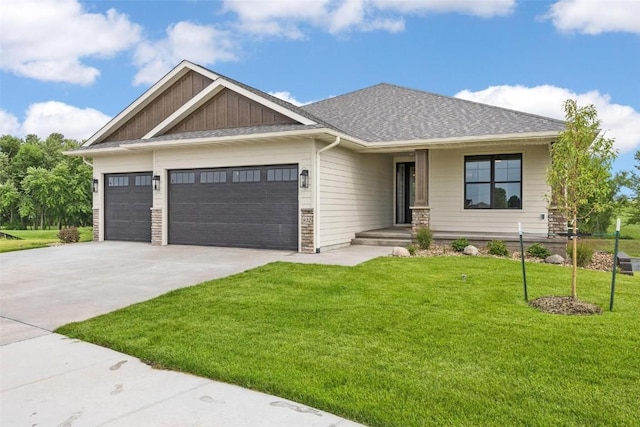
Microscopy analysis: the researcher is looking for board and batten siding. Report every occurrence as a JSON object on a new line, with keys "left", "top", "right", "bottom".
{"left": 318, "top": 147, "right": 393, "bottom": 248}
{"left": 429, "top": 144, "right": 551, "bottom": 235}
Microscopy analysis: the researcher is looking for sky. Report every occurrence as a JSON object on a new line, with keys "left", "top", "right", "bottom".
{"left": 0, "top": 0, "right": 638, "bottom": 174}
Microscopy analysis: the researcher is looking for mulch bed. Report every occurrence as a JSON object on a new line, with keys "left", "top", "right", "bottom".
{"left": 528, "top": 296, "right": 603, "bottom": 315}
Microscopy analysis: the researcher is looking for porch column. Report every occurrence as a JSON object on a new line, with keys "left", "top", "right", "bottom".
{"left": 411, "top": 149, "right": 430, "bottom": 238}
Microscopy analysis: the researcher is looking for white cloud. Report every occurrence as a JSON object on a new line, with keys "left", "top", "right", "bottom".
{"left": 0, "top": 110, "right": 21, "bottom": 136}
{"left": 269, "top": 91, "right": 305, "bottom": 106}
{"left": 0, "top": 0, "right": 142, "bottom": 85}
{"left": 20, "top": 102, "right": 111, "bottom": 141}
{"left": 546, "top": 0, "right": 640, "bottom": 34}
{"left": 455, "top": 85, "right": 640, "bottom": 154}
{"left": 223, "top": 0, "right": 514, "bottom": 37}
{"left": 133, "top": 21, "right": 238, "bottom": 86}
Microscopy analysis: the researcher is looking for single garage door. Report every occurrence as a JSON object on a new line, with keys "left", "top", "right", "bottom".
{"left": 169, "top": 165, "right": 298, "bottom": 250}
{"left": 104, "top": 172, "right": 153, "bottom": 242}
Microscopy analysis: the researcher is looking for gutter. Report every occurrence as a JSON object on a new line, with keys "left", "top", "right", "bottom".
{"left": 314, "top": 136, "right": 340, "bottom": 252}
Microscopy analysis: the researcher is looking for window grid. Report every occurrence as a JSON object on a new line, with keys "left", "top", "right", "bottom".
{"left": 232, "top": 169, "right": 261, "bottom": 183}
{"left": 108, "top": 176, "right": 129, "bottom": 187}
{"left": 464, "top": 154, "right": 522, "bottom": 210}
{"left": 170, "top": 172, "right": 195, "bottom": 184}
{"left": 267, "top": 167, "right": 298, "bottom": 182}
{"left": 200, "top": 171, "right": 227, "bottom": 184}
{"left": 135, "top": 175, "right": 152, "bottom": 186}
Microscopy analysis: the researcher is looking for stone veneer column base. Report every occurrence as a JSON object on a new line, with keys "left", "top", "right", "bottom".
{"left": 151, "top": 208, "right": 162, "bottom": 246}
{"left": 300, "top": 208, "right": 315, "bottom": 254}
{"left": 92, "top": 208, "right": 99, "bottom": 241}
{"left": 547, "top": 208, "right": 568, "bottom": 238}
{"left": 411, "top": 206, "right": 431, "bottom": 239}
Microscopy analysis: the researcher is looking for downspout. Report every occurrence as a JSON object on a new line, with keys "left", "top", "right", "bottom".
{"left": 314, "top": 136, "right": 340, "bottom": 252}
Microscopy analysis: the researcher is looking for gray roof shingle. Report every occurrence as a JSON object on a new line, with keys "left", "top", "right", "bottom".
{"left": 301, "top": 83, "right": 565, "bottom": 142}
{"left": 79, "top": 124, "right": 325, "bottom": 150}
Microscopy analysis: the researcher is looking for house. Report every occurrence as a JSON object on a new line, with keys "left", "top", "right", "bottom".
{"left": 69, "top": 60, "right": 568, "bottom": 253}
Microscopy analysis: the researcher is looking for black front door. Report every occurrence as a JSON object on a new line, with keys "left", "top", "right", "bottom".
{"left": 396, "top": 162, "right": 415, "bottom": 224}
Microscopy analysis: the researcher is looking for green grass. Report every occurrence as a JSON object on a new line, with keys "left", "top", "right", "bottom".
{"left": 57, "top": 257, "right": 638, "bottom": 427}
{"left": 0, "top": 227, "right": 92, "bottom": 253}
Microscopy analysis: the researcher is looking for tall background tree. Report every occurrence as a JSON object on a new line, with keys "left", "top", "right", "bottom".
{"left": 0, "top": 134, "right": 92, "bottom": 229}
{"left": 547, "top": 99, "right": 617, "bottom": 299}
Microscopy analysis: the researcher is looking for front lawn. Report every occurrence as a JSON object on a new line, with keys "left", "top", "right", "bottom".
{"left": 0, "top": 227, "right": 93, "bottom": 253}
{"left": 57, "top": 257, "right": 639, "bottom": 427}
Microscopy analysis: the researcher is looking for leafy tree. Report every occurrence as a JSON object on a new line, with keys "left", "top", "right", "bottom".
{"left": 547, "top": 99, "right": 616, "bottom": 299}
{"left": 0, "top": 133, "right": 92, "bottom": 229}
{"left": 0, "top": 135, "right": 21, "bottom": 159}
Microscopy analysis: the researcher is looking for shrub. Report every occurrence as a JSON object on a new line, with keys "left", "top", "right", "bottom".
{"left": 451, "top": 238, "right": 470, "bottom": 252}
{"left": 406, "top": 244, "right": 417, "bottom": 256}
{"left": 416, "top": 227, "right": 433, "bottom": 250}
{"left": 58, "top": 227, "right": 80, "bottom": 243}
{"left": 487, "top": 240, "right": 508, "bottom": 256}
{"left": 526, "top": 243, "right": 551, "bottom": 259}
{"left": 567, "top": 242, "right": 594, "bottom": 267}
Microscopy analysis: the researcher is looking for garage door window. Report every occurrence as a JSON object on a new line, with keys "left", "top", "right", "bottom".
{"left": 232, "top": 169, "right": 260, "bottom": 183}
{"left": 135, "top": 175, "right": 152, "bottom": 186}
{"left": 108, "top": 176, "right": 129, "bottom": 187}
{"left": 267, "top": 167, "right": 297, "bottom": 182}
{"left": 201, "top": 171, "right": 227, "bottom": 183}
{"left": 171, "top": 172, "right": 195, "bottom": 184}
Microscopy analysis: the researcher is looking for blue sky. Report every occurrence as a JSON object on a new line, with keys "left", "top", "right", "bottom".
{"left": 1, "top": 0, "right": 638, "bottom": 173}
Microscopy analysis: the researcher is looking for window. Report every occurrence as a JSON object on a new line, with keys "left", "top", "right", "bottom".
{"left": 267, "top": 167, "right": 297, "bottom": 182}
{"left": 232, "top": 169, "right": 260, "bottom": 183}
{"left": 170, "top": 172, "right": 195, "bottom": 184}
{"left": 108, "top": 176, "right": 129, "bottom": 187}
{"left": 465, "top": 154, "right": 521, "bottom": 209}
{"left": 135, "top": 175, "right": 151, "bottom": 186}
{"left": 200, "top": 171, "right": 227, "bottom": 183}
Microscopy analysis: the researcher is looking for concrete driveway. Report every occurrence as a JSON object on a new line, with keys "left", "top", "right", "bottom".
{"left": 1, "top": 241, "right": 389, "bottom": 426}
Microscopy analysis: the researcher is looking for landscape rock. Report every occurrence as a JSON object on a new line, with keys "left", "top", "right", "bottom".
{"left": 463, "top": 245, "right": 479, "bottom": 256}
{"left": 545, "top": 254, "right": 565, "bottom": 264}
{"left": 392, "top": 247, "right": 411, "bottom": 257}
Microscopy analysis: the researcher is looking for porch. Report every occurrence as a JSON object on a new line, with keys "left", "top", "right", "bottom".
{"left": 352, "top": 227, "right": 567, "bottom": 256}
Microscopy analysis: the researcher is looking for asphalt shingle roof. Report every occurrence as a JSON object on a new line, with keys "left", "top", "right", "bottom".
{"left": 301, "top": 83, "right": 565, "bottom": 142}
{"left": 79, "top": 124, "right": 324, "bottom": 150}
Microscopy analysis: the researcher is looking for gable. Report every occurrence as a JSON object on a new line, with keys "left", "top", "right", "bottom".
{"left": 102, "top": 70, "right": 214, "bottom": 143}
{"left": 165, "top": 88, "right": 297, "bottom": 135}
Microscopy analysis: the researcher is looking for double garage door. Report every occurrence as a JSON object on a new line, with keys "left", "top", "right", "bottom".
{"left": 169, "top": 165, "right": 298, "bottom": 250}
{"left": 104, "top": 166, "right": 299, "bottom": 250}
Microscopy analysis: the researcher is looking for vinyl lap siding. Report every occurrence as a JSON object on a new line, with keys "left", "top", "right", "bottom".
{"left": 319, "top": 148, "right": 393, "bottom": 247}
{"left": 153, "top": 140, "right": 313, "bottom": 210}
{"left": 429, "top": 144, "right": 551, "bottom": 235}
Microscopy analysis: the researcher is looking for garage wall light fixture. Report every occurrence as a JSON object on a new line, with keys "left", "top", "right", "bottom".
{"left": 152, "top": 175, "right": 161, "bottom": 191}
{"left": 299, "top": 169, "right": 309, "bottom": 188}
{"left": 92, "top": 178, "right": 99, "bottom": 193}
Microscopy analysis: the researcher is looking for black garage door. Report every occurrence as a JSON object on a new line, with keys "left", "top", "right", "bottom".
{"left": 169, "top": 165, "right": 298, "bottom": 250}
{"left": 104, "top": 172, "right": 152, "bottom": 242}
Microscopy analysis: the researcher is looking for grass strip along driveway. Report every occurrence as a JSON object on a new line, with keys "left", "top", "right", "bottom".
{"left": 58, "top": 257, "right": 639, "bottom": 427}
{"left": 0, "top": 228, "right": 93, "bottom": 253}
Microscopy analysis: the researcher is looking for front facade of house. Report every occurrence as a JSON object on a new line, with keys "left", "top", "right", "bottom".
{"left": 71, "top": 61, "right": 567, "bottom": 253}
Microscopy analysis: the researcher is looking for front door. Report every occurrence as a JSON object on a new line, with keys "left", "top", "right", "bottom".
{"left": 396, "top": 162, "right": 415, "bottom": 224}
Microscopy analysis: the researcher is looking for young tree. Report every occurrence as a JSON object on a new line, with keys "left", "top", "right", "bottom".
{"left": 624, "top": 150, "right": 640, "bottom": 225}
{"left": 547, "top": 99, "right": 616, "bottom": 299}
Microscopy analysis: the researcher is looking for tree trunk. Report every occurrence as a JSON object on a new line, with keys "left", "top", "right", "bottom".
{"left": 571, "top": 214, "right": 578, "bottom": 299}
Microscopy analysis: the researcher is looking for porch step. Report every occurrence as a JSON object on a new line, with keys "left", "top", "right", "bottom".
{"left": 352, "top": 228, "right": 412, "bottom": 247}
{"left": 351, "top": 238, "right": 412, "bottom": 247}
{"left": 617, "top": 251, "right": 634, "bottom": 276}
